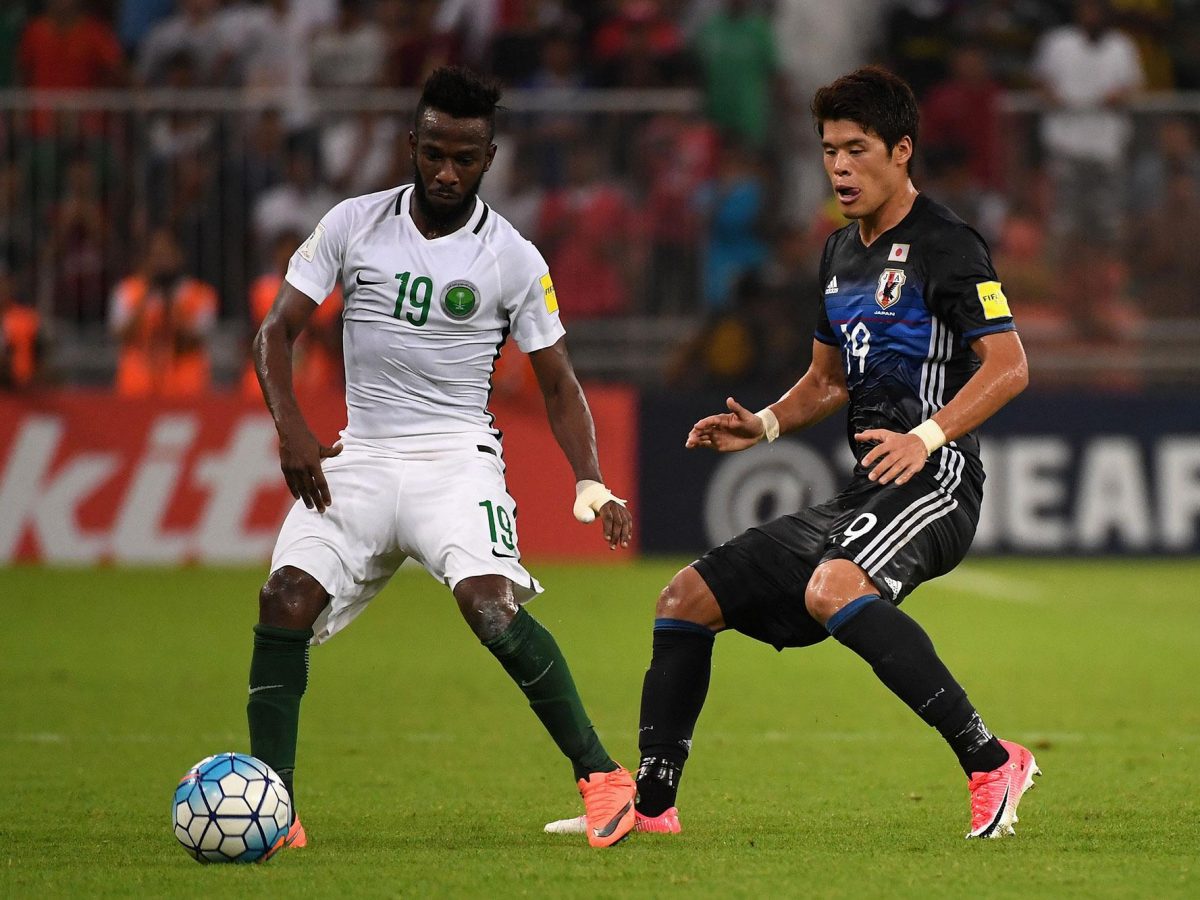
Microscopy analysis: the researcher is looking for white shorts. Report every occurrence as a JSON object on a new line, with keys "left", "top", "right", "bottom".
{"left": 270, "top": 439, "right": 543, "bottom": 643}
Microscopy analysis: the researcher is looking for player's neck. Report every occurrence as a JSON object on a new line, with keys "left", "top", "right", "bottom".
{"left": 856, "top": 181, "right": 919, "bottom": 247}
{"left": 410, "top": 191, "right": 477, "bottom": 239}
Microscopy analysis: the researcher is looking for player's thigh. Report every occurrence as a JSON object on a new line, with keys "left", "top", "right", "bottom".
{"left": 398, "top": 449, "right": 542, "bottom": 601}
{"left": 694, "top": 504, "right": 838, "bottom": 650}
{"left": 271, "top": 449, "right": 407, "bottom": 642}
{"left": 821, "top": 467, "right": 979, "bottom": 604}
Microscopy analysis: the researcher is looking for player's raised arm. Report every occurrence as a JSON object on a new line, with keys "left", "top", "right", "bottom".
{"left": 529, "top": 337, "right": 632, "bottom": 550}
{"left": 254, "top": 282, "right": 342, "bottom": 513}
{"left": 686, "top": 340, "right": 849, "bottom": 452}
{"left": 856, "top": 330, "right": 1028, "bottom": 486}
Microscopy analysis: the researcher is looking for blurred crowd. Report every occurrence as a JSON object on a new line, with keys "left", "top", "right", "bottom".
{"left": 2, "top": 0, "right": 1200, "bottom": 394}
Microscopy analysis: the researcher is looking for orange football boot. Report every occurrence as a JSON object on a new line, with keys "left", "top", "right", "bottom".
{"left": 577, "top": 767, "right": 636, "bottom": 848}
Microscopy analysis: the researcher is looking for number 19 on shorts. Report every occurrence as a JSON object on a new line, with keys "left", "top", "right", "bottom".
{"left": 479, "top": 500, "right": 516, "bottom": 556}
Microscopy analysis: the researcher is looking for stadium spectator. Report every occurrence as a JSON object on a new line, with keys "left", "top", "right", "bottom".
{"left": 953, "top": 0, "right": 1061, "bottom": 88}
{"left": 691, "top": 0, "right": 782, "bottom": 150}
{"left": 592, "top": 0, "right": 687, "bottom": 88}
{"left": 432, "top": 0, "right": 501, "bottom": 67}
{"left": 921, "top": 43, "right": 1005, "bottom": 194}
{"left": 378, "top": 0, "right": 455, "bottom": 88}
{"left": 0, "top": 264, "right": 45, "bottom": 390}
{"left": 536, "top": 142, "right": 642, "bottom": 319}
{"left": 17, "top": 0, "right": 124, "bottom": 137}
{"left": 145, "top": 52, "right": 216, "bottom": 167}
{"left": 695, "top": 138, "right": 768, "bottom": 312}
{"left": 1033, "top": 0, "right": 1144, "bottom": 336}
{"left": 158, "top": 152, "right": 225, "bottom": 302}
{"left": 137, "top": 0, "right": 225, "bottom": 86}
{"left": 634, "top": 111, "right": 717, "bottom": 314}
{"left": 311, "top": 0, "right": 393, "bottom": 195}
{"left": 310, "top": 0, "right": 386, "bottom": 90}
{"left": 517, "top": 27, "right": 591, "bottom": 190}
{"left": 489, "top": 0, "right": 552, "bottom": 87}
{"left": 241, "top": 231, "right": 342, "bottom": 399}
{"left": 109, "top": 228, "right": 217, "bottom": 398}
{"left": 115, "top": 0, "right": 173, "bottom": 56}
{"left": 253, "top": 142, "right": 338, "bottom": 256}
{"left": 239, "top": 109, "right": 289, "bottom": 209}
{"left": 1130, "top": 116, "right": 1200, "bottom": 215}
{"left": 41, "top": 152, "right": 115, "bottom": 323}
{"left": 1131, "top": 168, "right": 1200, "bottom": 317}
{"left": 878, "top": 0, "right": 957, "bottom": 97}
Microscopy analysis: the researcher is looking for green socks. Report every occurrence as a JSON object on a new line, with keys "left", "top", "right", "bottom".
{"left": 247, "top": 623, "right": 312, "bottom": 806}
{"left": 484, "top": 608, "right": 617, "bottom": 781}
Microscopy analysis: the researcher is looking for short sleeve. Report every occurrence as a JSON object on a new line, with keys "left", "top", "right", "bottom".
{"left": 504, "top": 240, "right": 566, "bottom": 353}
{"left": 925, "top": 227, "right": 1015, "bottom": 341}
{"left": 284, "top": 199, "right": 350, "bottom": 304}
{"left": 813, "top": 232, "right": 838, "bottom": 346}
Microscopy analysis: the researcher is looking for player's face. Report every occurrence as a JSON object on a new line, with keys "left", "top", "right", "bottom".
{"left": 821, "top": 119, "right": 912, "bottom": 220}
{"left": 410, "top": 110, "right": 496, "bottom": 221}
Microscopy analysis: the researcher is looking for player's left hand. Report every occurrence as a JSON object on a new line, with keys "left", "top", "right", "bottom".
{"left": 598, "top": 499, "right": 633, "bottom": 552}
{"left": 855, "top": 429, "right": 928, "bottom": 486}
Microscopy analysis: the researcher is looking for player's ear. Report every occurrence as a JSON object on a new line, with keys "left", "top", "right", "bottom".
{"left": 892, "top": 136, "right": 913, "bottom": 169}
{"left": 483, "top": 143, "right": 497, "bottom": 172}
{"left": 408, "top": 131, "right": 417, "bottom": 157}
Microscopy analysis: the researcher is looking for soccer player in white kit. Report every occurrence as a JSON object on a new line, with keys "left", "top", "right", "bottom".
{"left": 246, "top": 67, "right": 637, "bottom": 852}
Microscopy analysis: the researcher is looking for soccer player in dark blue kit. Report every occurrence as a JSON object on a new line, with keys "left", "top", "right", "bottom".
{"left": 555, "top": 66, "right": 1040, "bottom": 840}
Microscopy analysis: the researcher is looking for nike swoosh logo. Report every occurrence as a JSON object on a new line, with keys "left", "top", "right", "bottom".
{"left": 356, "top": 273, "right": 384, "bottom": 285}
{"left": 491, "top": 549, "right": 518, "bottom": 559}
{"left": 592, "top": 800, "right": 633, "bottom": 838}
{"left": 248, "top": 684, "right": 284, "bottom": 695}
{"left": 519, "top": 661, "right": 554, "bottom": 687}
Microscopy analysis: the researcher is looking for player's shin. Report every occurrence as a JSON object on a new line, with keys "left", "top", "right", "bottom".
{"left": 636, "top": 619, "right": 715, "bottom": 816}
{"left": 825, "top": 595, "right": 1008, "bottom": 774}
{"left": 246, "top": 623, "right": 313, "bottom": 809}
{"left": 483, "top": 608, "right": 617, "bottom": 780}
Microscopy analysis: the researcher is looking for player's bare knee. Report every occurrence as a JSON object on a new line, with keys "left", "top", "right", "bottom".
{"left": 454, "top": 575, "right": 519, "bottom": 641}
{"left": 805, "top": 559, "right": 877, "bottom": 624}
{"left": 655, "top": 566, "right": 722, "bottom": 629}
{"left": 258, "top": 566, "right": 328, "bottom": 629}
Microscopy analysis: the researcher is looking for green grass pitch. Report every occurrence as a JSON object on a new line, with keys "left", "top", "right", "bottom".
{"left": 1, "top": 559, "right": 1198, "bottom": 898}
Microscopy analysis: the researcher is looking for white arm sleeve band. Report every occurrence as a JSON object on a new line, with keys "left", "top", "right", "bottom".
{"left": 573, "top": 480, "right": 627, "bottom": 524}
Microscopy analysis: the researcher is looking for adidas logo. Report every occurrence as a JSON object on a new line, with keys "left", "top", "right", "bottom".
{"left": 884, "top": 576, "right": 903, "bottom": 596}
{"left": 825, "top": 276, "right": 838, "bottom": 294}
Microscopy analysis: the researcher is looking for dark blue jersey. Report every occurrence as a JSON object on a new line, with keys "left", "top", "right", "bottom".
{"left": 814, "top": 193, "right": 1015, "bottom": 469}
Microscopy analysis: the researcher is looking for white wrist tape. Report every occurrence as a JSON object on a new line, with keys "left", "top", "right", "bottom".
{"left": 573, "top": 480, "right": 627, "bottom": 524}
{"left": 755, "top": 407, "right": 780, "bottom": 443}
{"left": 908, "top": 419, "right": 947, "bottom": 456}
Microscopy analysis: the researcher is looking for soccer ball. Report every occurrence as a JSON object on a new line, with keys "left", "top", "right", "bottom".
{"left": 172, "top": 753, "right": 292, "bottom": 863}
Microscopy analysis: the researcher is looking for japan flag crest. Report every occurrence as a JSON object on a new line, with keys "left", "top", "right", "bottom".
{"left": 875, "top": 268, "right": 906, "bottom": 310}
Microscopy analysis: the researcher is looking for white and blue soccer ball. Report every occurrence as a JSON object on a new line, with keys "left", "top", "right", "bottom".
{"left": 172, "top": 752, "right": 292, "bottom": 863}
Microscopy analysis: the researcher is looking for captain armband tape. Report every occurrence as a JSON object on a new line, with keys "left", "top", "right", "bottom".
{"left": 573, "top": 480, "right": 627, "bottom": 524}
{"left": 755, "top": 407, "right": 780, "bottom": 443}
{"left": 908, "top": 419, "right": 947, "bottom": 456}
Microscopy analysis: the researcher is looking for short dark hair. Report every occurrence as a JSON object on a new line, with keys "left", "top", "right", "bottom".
{"left": 414, "top": 66, "right": 503, "bottom": 139}
{"left": 811, "top": 66, "right": 919, "bottom": 166}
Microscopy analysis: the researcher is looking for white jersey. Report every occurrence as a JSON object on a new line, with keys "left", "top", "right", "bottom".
{"left": 285, "top": 185, "right": 565, "bottom": 450}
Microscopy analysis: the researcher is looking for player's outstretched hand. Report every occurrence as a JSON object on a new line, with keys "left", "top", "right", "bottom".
{"left": 599, "top": 499, "right": 633, "bottom": 551}
{"left": 278, "top": 425, "right": 342, "bottom": 514}
{"left": 685, "top": 397, "right": 764, "bottom": 452}
{"left": 855, "top": 428, "right": 927, "bottom": 486}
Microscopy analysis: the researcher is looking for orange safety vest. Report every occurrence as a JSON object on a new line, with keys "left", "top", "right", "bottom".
{"left": 2, "top": 304, "right": 40, "bottom": 387}
{"left": 112, "top": 276, "right": 217, "bottom": 398}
